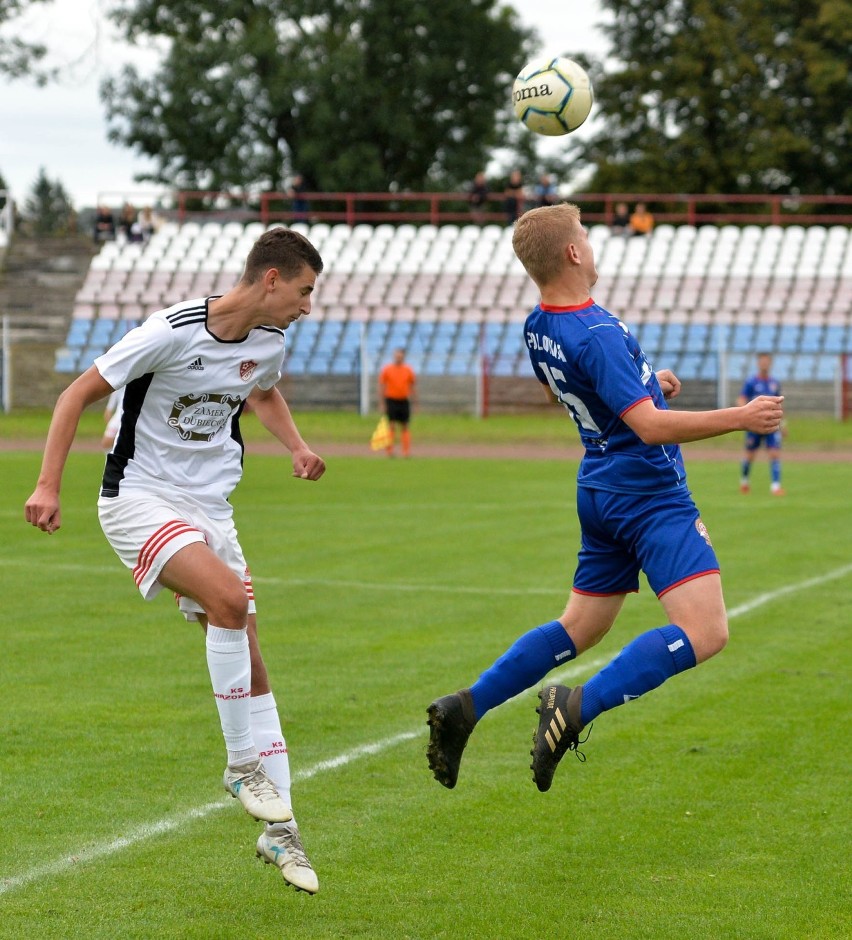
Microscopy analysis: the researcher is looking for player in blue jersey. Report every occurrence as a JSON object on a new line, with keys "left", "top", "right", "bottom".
{"left": 737, "top": 353, "right": 785, "bottom": 495}
{"left": 426, "top": 203, "right": 784, "bottom": 792}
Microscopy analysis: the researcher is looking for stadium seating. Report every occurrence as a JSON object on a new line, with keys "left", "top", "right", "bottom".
{"left": 57, "top": 219, "right": 852, "bottom": 382}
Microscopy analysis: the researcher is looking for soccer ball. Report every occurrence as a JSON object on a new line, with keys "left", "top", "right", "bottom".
{"left": 512, "top": 56, "right": 594, "bottom": 136}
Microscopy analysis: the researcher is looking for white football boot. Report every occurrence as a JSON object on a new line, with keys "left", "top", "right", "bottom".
{"left": 256, "top": 822, "right": 319, "bottom": 894}
{"left": 223, "top": 759, "right": 293, "bottom": 823}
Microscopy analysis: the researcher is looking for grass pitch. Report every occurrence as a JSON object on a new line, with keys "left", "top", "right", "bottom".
{"left": 1, "top": 423, "right": 850, "bottom": 938}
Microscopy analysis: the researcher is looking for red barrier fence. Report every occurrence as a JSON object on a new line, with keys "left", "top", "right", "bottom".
{"left": 162, "top": 190, "right": 852, "bottom": 227}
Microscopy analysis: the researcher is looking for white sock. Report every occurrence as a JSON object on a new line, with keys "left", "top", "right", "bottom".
{"left": 251, "top": 692, "right": 293, "bottom": 816}
{"left": 206, "top": 625, "right": 257, "bottom": 765}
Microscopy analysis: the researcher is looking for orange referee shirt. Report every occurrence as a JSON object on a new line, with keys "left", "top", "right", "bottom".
{"left": 379, "top": 363, "right": 416, "bottom": 400}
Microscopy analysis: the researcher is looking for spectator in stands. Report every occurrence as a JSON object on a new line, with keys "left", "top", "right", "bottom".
{"left": 378, "top": 347, "right": 417, "bottom": 457}
{"left": 469, "top": 171, "right": 490, "bottom": 223}
{"left": 629, "top": 202, "right": 655, "bottom": 236}
{"left": 137, "top": 205, "right": 162, "bottom": 243}
{"left": 118, "top": 202, "right": 143, "bottom": 243}
{"left": 25, "top": 226, "right": 326, "bottom": 894}
{"left": 737, "top": 352, "right": 785, "bottom": 495}
{"left": 93, "top": 204, "right": 115, "bottom": 243}
{"left": 426, "top": 201, "right": 784, "bottom": 794}
{"left": 611, "top": 201, "right": 631, "bottom": 236}
{"left": 534, "top": 173, "right": 558, "bottom": 208}
{"left": 503, "top": 169, "right": 526, "bottom": 225}
{"left": 288, "top": 174, "right": 310, "bottom": 222}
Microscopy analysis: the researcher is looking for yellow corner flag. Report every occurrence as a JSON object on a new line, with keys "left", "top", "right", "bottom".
{"left": 370, "top": 416, "right": 393, "bottom": 451}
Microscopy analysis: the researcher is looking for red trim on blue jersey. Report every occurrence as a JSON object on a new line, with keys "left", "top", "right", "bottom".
{"left": 539, "top": 298, "right": 595, "bottom": 313}
{"left": 657, "top": 569, "right": 720, "bottom": 598}
{"left": 619, "top": 395, "right": 653, "bottom": 418}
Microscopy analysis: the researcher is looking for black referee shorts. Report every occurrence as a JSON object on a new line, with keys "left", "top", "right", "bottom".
{"left": 385, "top": 398, "right": 411, "bottom": 425}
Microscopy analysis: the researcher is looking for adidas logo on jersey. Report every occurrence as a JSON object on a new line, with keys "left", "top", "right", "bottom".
{"left": 187, "top": 357, "right": 205, "bottom": 371}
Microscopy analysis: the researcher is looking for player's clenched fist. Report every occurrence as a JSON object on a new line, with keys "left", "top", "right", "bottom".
{"left": 24, "top": 487, "right": 61, "bottom": 534}
{"left": 742, "top": 395, "right": 784, "bottom": 434}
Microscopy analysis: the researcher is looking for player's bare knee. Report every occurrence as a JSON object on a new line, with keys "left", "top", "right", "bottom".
{"left": 208, "top": 583, "right": 250, "bottom": 629}
{"left": 684, "top": 614, "right": 728, "bottom": 663}
{"left": 705, "top": 616, "right": 729, "bottom": 658}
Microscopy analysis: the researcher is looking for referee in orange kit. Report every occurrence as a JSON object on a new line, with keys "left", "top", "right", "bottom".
{"left": 377, "top": 347, "right": 417, "bottom": 457}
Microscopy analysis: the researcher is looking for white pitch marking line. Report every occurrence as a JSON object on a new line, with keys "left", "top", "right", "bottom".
{"left": 2, "top": 563, "right": 850, "bottom": 895}
{"left": 0, "top": 732, "right": 419, "bottom": 897}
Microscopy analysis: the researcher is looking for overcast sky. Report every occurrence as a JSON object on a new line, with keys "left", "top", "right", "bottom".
{"left": 1, "top": 0, "right": 609, "bottom": 208}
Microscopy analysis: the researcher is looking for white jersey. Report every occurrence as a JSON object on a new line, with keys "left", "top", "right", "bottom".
{"left": 94, "top": 297, "right": 285, "bottom": 515}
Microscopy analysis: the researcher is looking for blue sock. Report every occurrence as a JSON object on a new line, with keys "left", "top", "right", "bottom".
{"left": 771, "top": 459, "right": 781, "bottom": 485}
{"left": 741, "top": 459, "right": 751, "bottom": 479}
{"left": 470, "top": 621, "right": 576, "bottom": 720}
{"left": 580, "top": 625, "right": 696, "bottom": 726}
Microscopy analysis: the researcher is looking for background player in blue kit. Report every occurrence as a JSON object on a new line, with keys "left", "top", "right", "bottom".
{"left": 737, "top": 352, "right": 785, "bottom": 495}
{"left": 426, "top": 202, "right": 785, "bottom": 793}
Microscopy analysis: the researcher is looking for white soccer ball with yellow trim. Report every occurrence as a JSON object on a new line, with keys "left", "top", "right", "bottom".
{"left": 512, "top": 56, "right": 594, "bottom": 136}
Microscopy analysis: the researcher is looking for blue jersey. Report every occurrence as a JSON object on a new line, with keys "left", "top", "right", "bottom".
{"left": 524, "top": 299, "right": 686, "bottom": 494}
{"left": 741, "top": 372, "right": 783, "bottom": 450}
{"left": 741, "top": 373, "right": 781, "bottom": 400}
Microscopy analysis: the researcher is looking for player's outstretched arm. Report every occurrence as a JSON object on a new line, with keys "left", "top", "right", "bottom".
{"left": 248, "top": 385, "right": 326, "bottom": 481}
{"left": 622, "top": 395, "right": 784, "bottom": 446}
{"left": 25, "top": 366, "right": 115, "bottom": 534}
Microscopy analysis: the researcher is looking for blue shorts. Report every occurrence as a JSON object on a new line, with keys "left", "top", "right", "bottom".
{"left": 745, "top": 431, "right": 782, "bottom": 451}
{"left": 572, "top": 486, "right": 720, "bottom": 598}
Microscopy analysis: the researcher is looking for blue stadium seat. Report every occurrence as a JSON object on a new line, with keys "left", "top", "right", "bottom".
{"left": 676, "top": 352, "right": 703, "bottom": 380}
{"left": 731, "top": 323, "right": 756, "bottom": 352}
{"left": 427, "top": 323, "right": 457, "bottom": 359}
{"left": 776, "top": 324, "right": 801, "bottom": 353}
{"left": 698, "top": 353, "right": 718, "bottom": 381}
{"left": 685, "top": 322, "right": 710, "bottom": 352}
{"left": 407, "top": 320, "right": 437, "bottom": 354}
{"left": 333, "top": 320, "right": 363, "bottom": 365}
{"left": 823, "top": 325, "right": 849, "bottom": 353}
{"left": 55, "top": 348, "right": 80, "bottom": 373}
{"left": 65, "top": 319, "right": 91, "bottom": 348}
{"left": 772, "top": 354, "right": 794, "bottom": 380}
{"left": 366, "top": 320, "right": 391, "bottom": 357}
{"left": 792, "top": 354, "right": 817, "bottom": 380}
{"left": 90, "top": 319, "right": 116, "bottom": 346}
{"left": 77, "top": 347, "right": 102, "bottom": 370}
{"left": 287, "top": 320, "right": 320, "bottom": 357}
{"left": 661, "top": 322, "right": 687, "bottom": 354}
{"left": 635, "top": 322, "right": 662, "bottom": 354}
{"left": 316, "top": 319, "right": 343, "bottom": 346}
{"left": 453, "top": 322, "right": 483, "bottom": 361}
{"left": 799, "top": 326, "right": 824, "bottom": 353}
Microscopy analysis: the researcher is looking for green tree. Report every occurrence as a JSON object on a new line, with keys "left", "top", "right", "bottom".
{"left": 0, "top": 0, "right": 55, "bottom": 84}
{"left": 582, "top": 0, "right": 851, "bottom": 194}
{"left": 24, "top": 167, "right": 74, "bottom": 235}
{"left": 102, "top": 0, "right": 536, "bottom": 193}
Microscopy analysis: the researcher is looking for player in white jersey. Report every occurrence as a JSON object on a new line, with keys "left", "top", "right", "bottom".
{"left": 25, "top": 227, "right": 325, "bottom": 893}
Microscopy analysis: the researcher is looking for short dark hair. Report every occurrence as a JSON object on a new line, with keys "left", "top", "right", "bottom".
{"left": 242, "top": 227, "right": 324, "bottom": 283}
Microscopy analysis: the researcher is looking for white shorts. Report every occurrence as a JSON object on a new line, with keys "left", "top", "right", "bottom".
{"left": 97, "top": 490, "right": 256, "bottom": 621}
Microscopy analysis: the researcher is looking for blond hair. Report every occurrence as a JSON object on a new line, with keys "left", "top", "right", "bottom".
{"left": 512, "top": 202, "right": 582, "bottom": 287}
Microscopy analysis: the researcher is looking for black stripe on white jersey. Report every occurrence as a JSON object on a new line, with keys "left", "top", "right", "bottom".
{"left": 166, "top": 305, "right": 207, "bottom": 329}
{"left": 100, "top": 372, "right": 155, "bottom": 497}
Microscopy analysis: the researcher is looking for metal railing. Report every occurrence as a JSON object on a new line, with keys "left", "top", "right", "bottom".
{"left": 155, "top": 190, "right": 852, "bottom": 227}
